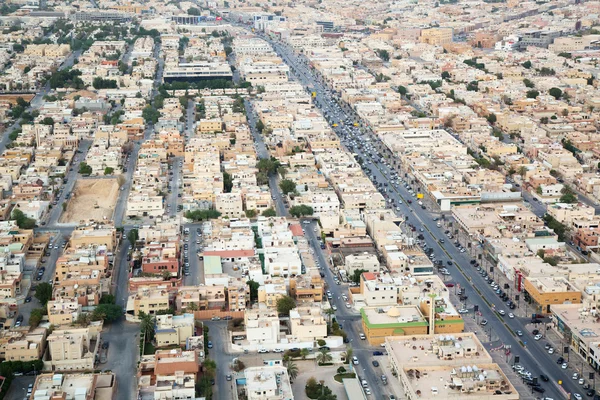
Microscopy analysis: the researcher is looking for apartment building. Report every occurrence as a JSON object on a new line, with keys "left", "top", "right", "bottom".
{"left": 47, "top": 298, "right": 82, "bottom": 326}
{"left": 4, "top": 328, "right": 46, "bottom": 362}
{"left": 175, "top": 285, "right": 227, "bottom": 312}
{"left": 289, "top": 306, "right": 327, "bottom": 343}
{"left": 245, "top": 304, "right": 280, "bottom": 346}
{"left": 47, "top": 325, "right": 102, "bottom": 371}
{"left": 258, "top": 278, "right": 287, "bottom": 308}
{"left": 361, "top": 306, "right": 429, "bottom": 346}
{"left": 126, "top": 288, "right": 170, "bottom": 318}
{"left": 155, "top": 314, "right": 194, "bottom": 348}
{"left": 289, "top": 274, "right": 323, "bottom": 303}
{"left": 386, "top": 333, "right": 518, "bottom": 400}
{"left": 244, "top": 366, "right": 293, "bottom": 400}
{"left": 31, "top": 373, "right": 116, "bottom": 400}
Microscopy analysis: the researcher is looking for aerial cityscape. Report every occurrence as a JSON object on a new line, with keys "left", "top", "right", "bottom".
{"left": 0, "top": 0, "right": 597, "bottom": 399}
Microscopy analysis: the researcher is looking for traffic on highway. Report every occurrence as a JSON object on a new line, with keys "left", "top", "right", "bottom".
{"left": 254, "top": 31, "right": 588, "bottom": 400}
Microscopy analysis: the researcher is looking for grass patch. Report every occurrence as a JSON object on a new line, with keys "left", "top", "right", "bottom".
{"left": 334, "top": 373, "right": 356, "bottom": 383}
{"left": 317, "top": 362, "right": 334, "bottom": 366}
{"left": 143, "top": 342, "right": 156, "bottom": 355}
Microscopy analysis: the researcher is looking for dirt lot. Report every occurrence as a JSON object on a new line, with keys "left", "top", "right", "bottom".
{"left": 60, "top": 179, "right": 119, "bottom": 223}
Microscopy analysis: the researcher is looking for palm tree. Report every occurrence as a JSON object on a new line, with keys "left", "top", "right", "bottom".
{"left": 324, "top": 308, "right": 335, "bottom": 327}
{"left": 517, "top": 166, "right": 527, "bottom": 178}
{"left": 300, "top": 348, "right": 310, "bottom": 360}
{"left": 139, "top": 311, "right": 155, "bottom": 342}
{"left": 203, "top": 358, "right": 217, "bottom": 378}
{"left": 287, "top": 360, "right": 298, "bottom": 382}
{"left": 185, "top": 302, "right": 198, "bottom": 313}
{"left": 316, "top": 348, "right": 332, "bottom": 366}
{"left": 341, "top": 346, "right": 353, "bottom": 364}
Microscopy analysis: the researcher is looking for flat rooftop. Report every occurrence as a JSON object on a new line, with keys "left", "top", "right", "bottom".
{"left": 362, "top": 306, "right": 428, "bottom": 326}
{"left": 403, "top": 364, "right": 518, "bottom": 400}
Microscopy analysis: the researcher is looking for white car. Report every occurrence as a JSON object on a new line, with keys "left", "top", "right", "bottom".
{"left": 458, "top": 309, "right": 469, "bottom": 314}
{"left": 352, "top": 356, "right": 359, "bottom": 365}
{"left": 365, "top": 388, "right": 371, "bottom": 395}
{"left": 332, "top": 305, "right": 337, "bottom": 311}
{"left": 534, "top": 334, "right": 543, "bottom": 341}
{"left": 574, "top": 394, "right": 582, "bottom": 400}
{"left": 257, "top": 348, "right": 268, "bottom": 353}
{"left": 508, "top": 313, "right": 515, "bottom": 319}
{"left": 273, "top": 348, "right": 283, "bottom": 353}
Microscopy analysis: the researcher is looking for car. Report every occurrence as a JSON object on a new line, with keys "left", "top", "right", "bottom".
{"left": 372, "top": 360, "right": 380, "bottom": 367}
{"left": 332, "top": 305, "right": 337, "bottom": 311}
{"left": 516, "top": 330, "right": 523, "bottom": 336}
{"left": 445, "top": 283, "right": 455, "bottom": 288}
{"left": 480, "top": 319, "right": 488, "bottom": 326}
{"left": 25, "top": 296, "right": 31, "bottom": 303}
{"left": 211, "top": 316, "right": 221, "bottom": 321}
{"left": 532, "top": 329, "right": 540, "bottom": 335}
{"left": 534, "top": 334, "right": 543, "bottom": 340}
{"left": 447, "top": 261, "right": 453, "bottom": 266}
{"left": 574, "top": 394, "right": 583, "bottom": 400}
{"left": 532, "top": 386, "right": 546, "bottom": 393}
{"left": 365, "top": 388, "right": 371, "bottom": 395}
{"left": 557, "top": 357, "right": 564, "bottom": 364}
{"left": 548, "top": 348, "right": 554, "bottom": 354}
{"left": 273, "top": 348, "right": 283, "bottom": 353}
{"left": 586, "top": 389, "right": 595, "bottom": 397}
{"left": 258, "top": 348, "right": 268, "bottom": 353}
{"left": 373, "top": 351, "right": 384, "bottom": 356}
{"left": 345, "top": 302, "right": 351, "bottom": 308}
{"left": 359, "top": 333, "right": 366, "bottom": 340}
{"left": 207, "top": 341, "right": 213, "bottom": 349}
{"left": 102, "top": 342, "right": 109, "bottom": 350}
{"left": 574, "top": 373, "right": 580, "bottom": 380}
{"left": 580, "top": 378, "right": 585, "bottom": 385}
{"left": 352, "top": 356, "right": 359, "bottom": 365}
{"left": 540, "top": 374, "right": 549, "bottom": 382}
{"left": 508, "top": 313, "right": 515, "bottom": 319}
{"left": 458, "top": 309, "right": 469, "bottom": 314}
{"left": 498, "top": 310, "right": 506, "bottom": 316}
{"left": 545, "top": 343, "right": 551, "bottom": 350}
{"left": 226, "top": 375, "right": 232, "bottom": 381}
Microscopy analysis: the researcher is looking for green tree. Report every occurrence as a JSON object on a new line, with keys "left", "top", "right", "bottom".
{"left": 223, "top": 171, "right": 233, "bottom": 193}
{"left": 276, "top": 295, "right": 296, "bottom": 316}
{"left": 127, "top": 228, "right": 139, "bottom": 247}
{"left": 342, "top": 346, "right": 353, "bottom": 364}
{"left": 29, "top": 308, "right": 46, "bottom": 328}
{"left": 289, "top": 205, "right": 314, "bottom": 218}
{"left": 184, "top": 209, "right": 222, "bottom": 221}
{"left": 91, "top": 303, "right": 123, "bottom": 322}
{"left": 324, "top": 308, "right": 335, "bottom": 326}
{"left": 523, "top": 78, "right": 535, "bottom": 88}
{"left": 522, "top": 60, "right": 532, "bottom": 69}
{"left": 11, "top": 208, "right": 36, "bottom": 229}
{"left": 255, "top": 120, "right": 265, "bottom": 132}
{"left": 79, "top": 162, "right": 92, "bottom": 175}
{"left": 560, "top": 186, "right": 577, "bottom": 203}
{"left": 486, "top": 113, "right": 497, "bottom": 124}
{"left": 104, "top": 167, "right": 114, "bottom": 175}
{"left": 441, "top": 71, "right": 450, "bottom": 80}
{"left": 376, "top": 49, "right": 389, "bottom": 61}
{"left": 34, "top": 282, "right": 53, "bottom": 305}
{"left": 245, "top": 209, "right": 257, "bottom": 218}
{"left": 139, "top": 311, "right": 155, "bottom": 342}
{"left": 316, "top": 348, "right": 333, "bottom": 366}
{"left": 350, "top": 269, "right": 368, "bottom": 284}
{"left": 549, "top": 87, "right": 562, "bottom": 100}
{"left": 300, "top": 348, "right": 310, "bottom": 360}
{"left": 279, "top": 179, "right": 297, "bottom": 195}
{"left": 100, "top": 294, "right": 116, "bottom": 304}
{"left": 540, "top": 116, "right": 549, "bottom": 124}
{"left": 41, "top": 117, "right": 54, "bottom": 125}
{"left": 187, "top": 7, "right": 200, "bottom": 15}
{"left": 142, "top": 105, "right": 160, "bottom": 124}
{"left": 247, "top": 280, "right": 260, "bottom": 303}
{"left": 526, "top": 90, "right": 539, "bottom": 99}
{"left": 261, "top": 208, "right": 276, "bottom": 217}
{"left": 287, "top": 360, "right": 299, "bottom": 381}
{"left": 396, "top": 85, "right": 407, "bottom": 95}
{"left": 203, "top": 358, "right": 217, "bottom": 377}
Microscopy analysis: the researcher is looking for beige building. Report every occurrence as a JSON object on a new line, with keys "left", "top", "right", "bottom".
{"left": 289, "top": 306, "right": 327, "bottom": 343}
{"left": 4, "top": 328, "right": 47, "bottom": 362}
{"left": 46, "top": 324, "right": 102, "bottom": 372}
{"left": 155, "top": 314, "right": 195, "bottom": 348}
{"left": 126, "top": 288, "right": 170, "bottom": 318}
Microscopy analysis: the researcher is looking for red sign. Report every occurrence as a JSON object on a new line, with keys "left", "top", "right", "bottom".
{"left": 216, "top": 16, "right": 222, "bottom": 20}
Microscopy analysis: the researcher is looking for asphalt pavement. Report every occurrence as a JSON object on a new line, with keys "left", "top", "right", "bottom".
{"left": 260, "top": 34, "right": 584, "bottom": 399}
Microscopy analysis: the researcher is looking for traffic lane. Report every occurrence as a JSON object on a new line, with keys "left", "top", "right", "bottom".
{"left": 277, "top": 38, "right": 574, "bottom": 398}
{"left": 353, "top": 151, "right": 568, "bottom": 397}
{"left": 421, "top": 221, "right": 578, "bottom": 398}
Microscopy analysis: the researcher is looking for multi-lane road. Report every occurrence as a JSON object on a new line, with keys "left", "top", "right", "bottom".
{"left": 253, "top": 32, "right": 588, "bottom": 399}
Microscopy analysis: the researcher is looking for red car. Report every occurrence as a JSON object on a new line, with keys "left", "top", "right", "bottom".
{"left": 445, "top": 283, "right": 455, "bottom": 288}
